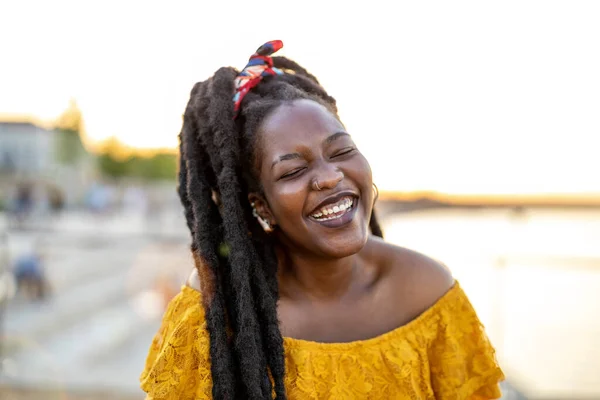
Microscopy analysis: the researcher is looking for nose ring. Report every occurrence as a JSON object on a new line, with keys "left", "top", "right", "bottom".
{"left": 313, "top": 180, "right": 322, "bottom": 191}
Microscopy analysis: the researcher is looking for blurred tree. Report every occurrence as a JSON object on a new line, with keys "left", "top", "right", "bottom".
{"left": 97, "top": 136, "right": 177, "bottom": 181}
{"left": 54, "top": 99, "right": 88, "bottom": 164}
{"left": 97, "top": 154, "right": 131, "bottom": 179}
{"left": 132, "top": 153, "right": 178, "bottom": 181}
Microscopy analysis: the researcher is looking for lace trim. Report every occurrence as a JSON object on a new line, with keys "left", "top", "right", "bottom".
{"left": 140, "top": 281, "right": 504, "bottom": 400}
{"left": 283, "top": 282, "right": 462, "bottom": 351}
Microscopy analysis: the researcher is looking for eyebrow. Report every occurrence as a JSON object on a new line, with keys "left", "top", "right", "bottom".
{"left": 325, "top": 131, "right": 349, "bottom": 145}
{"left": 271, "top": 152, "right": 302, "bottom": 169}
{"left": 270, "top": 131, "right": 350, "bottom": 170}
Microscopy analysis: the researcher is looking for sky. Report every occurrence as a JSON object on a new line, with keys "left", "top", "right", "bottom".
{"left": 1, "top": 0, "right": 599, "bottom": 195}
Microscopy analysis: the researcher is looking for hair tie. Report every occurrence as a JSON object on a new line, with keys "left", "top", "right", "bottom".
{"left": 233, "top": 40, "right": 284, "bottom": 117}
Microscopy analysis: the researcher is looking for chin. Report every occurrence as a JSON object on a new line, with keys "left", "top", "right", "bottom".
{"left": 316, "top": 227, "right": 369, "bottom": 259}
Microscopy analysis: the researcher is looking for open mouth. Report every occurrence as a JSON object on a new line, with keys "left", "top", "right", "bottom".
{"left": 309, "top": 196, "right": 355, "bottom": 222}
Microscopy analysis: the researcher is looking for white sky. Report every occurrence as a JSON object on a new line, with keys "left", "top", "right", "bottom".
{"left": 1, "top": 0, "right": 599, "bottom": 195}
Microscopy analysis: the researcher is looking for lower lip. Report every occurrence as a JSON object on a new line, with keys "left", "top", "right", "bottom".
{"left": 308, "top": 201, "right": 359, "bottom": 228}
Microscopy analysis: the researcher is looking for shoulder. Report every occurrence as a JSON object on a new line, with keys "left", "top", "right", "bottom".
{"left": 141, "top": 268, "right": 211, "bottom": 398}
{"left": 365, "top": 236, "right": 455, "bottom": 314}
{"left": 186, "top": 268, "right": 202, "bottom": 292}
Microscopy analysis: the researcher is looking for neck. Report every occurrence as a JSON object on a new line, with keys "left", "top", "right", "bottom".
{"left": 276, "top": 245, "right": 361, "bottom": 301}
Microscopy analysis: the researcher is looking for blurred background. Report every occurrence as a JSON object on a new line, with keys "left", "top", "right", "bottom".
{"left": 1, "top": 1, "right": 599, "bottom": 399}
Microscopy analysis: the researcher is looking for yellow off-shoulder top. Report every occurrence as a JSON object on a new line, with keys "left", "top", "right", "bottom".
{"left": 140, "top": 282, "right": 504, "bottom": 399}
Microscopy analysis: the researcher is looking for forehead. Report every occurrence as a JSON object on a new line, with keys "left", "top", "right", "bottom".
{"left": 258, "top": 99, "right": 344, "bottom": 147}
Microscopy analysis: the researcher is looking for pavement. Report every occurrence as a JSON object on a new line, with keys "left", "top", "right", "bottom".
{"left": 0, "top": 211, "right": 193, "bottom": 397}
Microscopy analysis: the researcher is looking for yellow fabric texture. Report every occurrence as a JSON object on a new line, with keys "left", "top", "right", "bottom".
{"left": 140, "top": 282, "right": 504, "bottom": 399}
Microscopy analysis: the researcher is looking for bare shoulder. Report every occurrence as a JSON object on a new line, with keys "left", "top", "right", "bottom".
{"left": 186, "top": 268, "right": 202, "bottom": 292}
{"left": 366, "top": 236, "right": 455, "bottom": 312}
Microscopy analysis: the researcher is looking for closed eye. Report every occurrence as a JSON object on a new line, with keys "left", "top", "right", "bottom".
{"left": 332, "top": 147, "right": 356, "bottom": 158}
{"left": 280, "top": 167, "right": 306, "bottom": 180}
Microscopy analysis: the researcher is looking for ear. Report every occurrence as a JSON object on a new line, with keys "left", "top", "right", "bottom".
{"left": 248, "top": 192, "right": 276, "bottom": 227}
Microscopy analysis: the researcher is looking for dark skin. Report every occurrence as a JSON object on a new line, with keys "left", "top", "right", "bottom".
{"left": 190, "top": 99, "right": 454, "bottom": 343}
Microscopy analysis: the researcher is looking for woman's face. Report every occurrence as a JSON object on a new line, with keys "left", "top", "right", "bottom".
{"left": 251, "top": 99, "right": 374, "bottom": 259}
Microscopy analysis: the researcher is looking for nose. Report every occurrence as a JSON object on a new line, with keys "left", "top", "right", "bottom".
{"left": 313, "top": 163, "right": 344, "bottom": 191}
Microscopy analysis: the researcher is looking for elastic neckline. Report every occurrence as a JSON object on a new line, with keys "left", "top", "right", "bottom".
{"left": 180, "top": 281, "right": 460, "bottom": 350}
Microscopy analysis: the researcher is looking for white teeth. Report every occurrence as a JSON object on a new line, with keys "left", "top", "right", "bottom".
{"left": 311, "top": 196, "right": 355, "bottom": 220}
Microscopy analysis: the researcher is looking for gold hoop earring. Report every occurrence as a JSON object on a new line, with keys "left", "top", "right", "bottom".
{"left": 373, "top": 183, "right": 379, "bottom": 202}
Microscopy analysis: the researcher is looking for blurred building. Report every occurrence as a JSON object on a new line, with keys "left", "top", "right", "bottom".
{"left": 0, "top": 121, "right": 55, "bottom": 175}
{"left": 0, "top": 118, "right": 96, "bottom": 208}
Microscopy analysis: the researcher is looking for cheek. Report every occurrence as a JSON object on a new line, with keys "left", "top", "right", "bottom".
{"left": 268, "top": 180, "right": 309, "bottom": 222}
{"left": 359, "top": 153, "right": 373, "bottom": 177}
{"left": 346, "top": 154, "right": 373, "bottom": 188}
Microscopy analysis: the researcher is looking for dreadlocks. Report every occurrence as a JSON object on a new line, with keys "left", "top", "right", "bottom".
{"left": 178, "top": 53, "right": 384, "bottom": 399}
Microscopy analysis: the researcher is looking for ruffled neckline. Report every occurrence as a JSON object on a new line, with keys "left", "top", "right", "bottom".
{"left": 179, "top": 281, "right": 460, "bottom": 351}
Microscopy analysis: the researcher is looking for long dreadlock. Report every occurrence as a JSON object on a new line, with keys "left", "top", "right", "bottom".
{"left": 178, "top": 52, "right": 384, "bottom": 400}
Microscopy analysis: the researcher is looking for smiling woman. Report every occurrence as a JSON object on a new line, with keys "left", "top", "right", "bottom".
{"left": 251, "top": 99, "right": 374, "bottom": 258}
{"left": 140, "top": 41, "right": 504, "bottom": 400}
